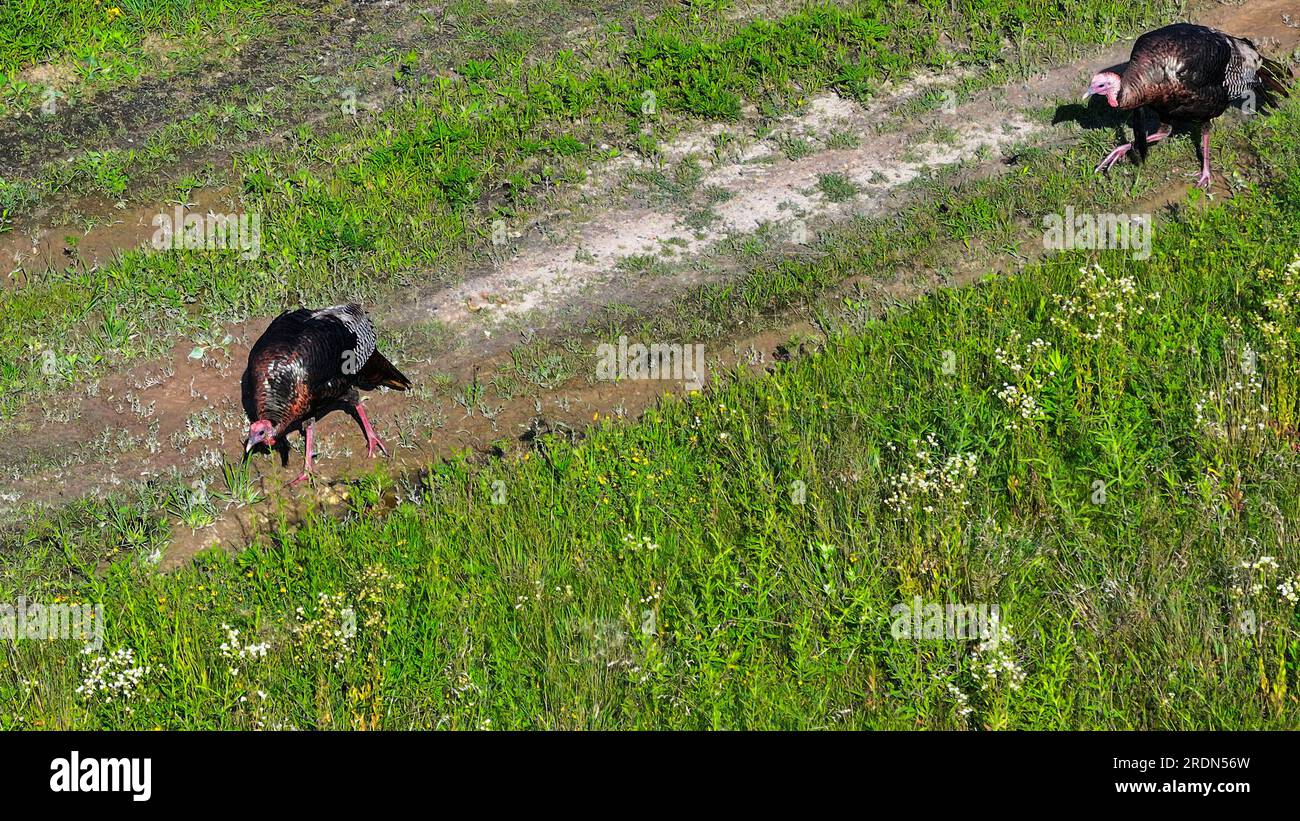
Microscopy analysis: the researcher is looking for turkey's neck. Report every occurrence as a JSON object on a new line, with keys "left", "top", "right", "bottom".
{"left": 1115, "top": 82, "right": 1143, "bottom": 110}
{"left": 1117, "top": 63, "right": 1164, "bottom": 110}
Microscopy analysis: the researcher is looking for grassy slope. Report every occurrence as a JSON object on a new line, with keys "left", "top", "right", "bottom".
{"left": 6, "top": 93, "right": 1300, "bottom": 729}
{"left": 0, "top": 0, "right": 1181, "bottom": 417}
{"left": 0, "top": 0, "right": 272, "bottom": 77}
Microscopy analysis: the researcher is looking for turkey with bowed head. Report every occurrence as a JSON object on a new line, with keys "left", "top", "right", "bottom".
{"left": 1086, "top": 23, "right": 1292, "bottom": 188}
{"left": 241, "top": 304, "right": 411, "bottom": 485}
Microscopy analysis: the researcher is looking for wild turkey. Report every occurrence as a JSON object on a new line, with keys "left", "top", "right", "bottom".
{"left": 241, "top": 304, "right": 411, "bottom": 484}
{"left": 1086, "top": 23, "right": 1292, "bottom": 188}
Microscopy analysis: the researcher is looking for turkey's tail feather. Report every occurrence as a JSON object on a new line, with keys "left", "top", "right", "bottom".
{"left": 1255, "top": 57, "right": 1293, "bottom": 110}
{"left": 357, "top": 351, "right": 412, "bottom": 391}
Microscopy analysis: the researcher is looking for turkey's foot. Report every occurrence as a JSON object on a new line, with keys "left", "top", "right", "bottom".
{"left": 1195, "top": 132, "right": 1214, "bottom": 190}
{"left": 1094, "top": 143, "right": 1132, "bottom": 173}
{"left": 355, "top": 402, "right": 390, "bottom": 458}
{"left": 290, "top": 419, "right": 316, "bottom": 485}
{"left": 1095, "top": 125, "right": 1172, "bottom": 174}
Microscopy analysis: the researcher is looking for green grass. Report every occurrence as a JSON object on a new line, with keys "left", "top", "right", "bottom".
{"left": 6, "top": 91, "right": 1300, "bottom": 729}
{"left": 0, "top": 0, "right": 273, "bottom": 78}
{"left": 816, "top": 171, "right": 860, "bottom": 202}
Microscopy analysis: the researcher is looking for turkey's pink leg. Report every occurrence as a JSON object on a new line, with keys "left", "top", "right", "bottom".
{"left": 355, "top": 402, "right": 389, "bottom": 457}
{"left": 1144, "top": 125, "right": 1172, "bottom": 146}
{"left": 1196, "top": 131, "right": 1213, "bottom": 190}
{"left": 1094, "top": 126, "right": 1172, "bottom": 173}
{"left": 290, "top": 419, "right": 315, "bottom": 486}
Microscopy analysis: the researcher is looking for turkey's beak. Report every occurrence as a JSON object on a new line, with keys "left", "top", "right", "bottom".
{"left": 1082, "top": 88, "right": 1095, "bottom": 102}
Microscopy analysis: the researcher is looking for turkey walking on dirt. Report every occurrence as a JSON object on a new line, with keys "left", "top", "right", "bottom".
{"left": 242, "top": 304, "right": 411, "bottom": 484}
{"left": 1085, "top": 23, "right": 1292, "bottom": 188}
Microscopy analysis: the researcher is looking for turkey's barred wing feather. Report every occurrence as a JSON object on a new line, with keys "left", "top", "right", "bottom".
{"left": 298, "top": 313, "right": 363, "bottom": 400}
{"left": 1223, "top": 38, "right": 1263, "bottom": 99}
{"left": 312, "top": 303, "right": 377, "bottom": 367}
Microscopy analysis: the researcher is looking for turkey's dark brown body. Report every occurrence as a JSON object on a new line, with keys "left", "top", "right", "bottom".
{"left": 241, "top": 304, "right": 409, "bottom": 441}
{"left": 1117, "top": 24, "right": 1254, "bottom": 124}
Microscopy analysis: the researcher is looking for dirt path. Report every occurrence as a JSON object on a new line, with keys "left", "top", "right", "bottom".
{"left": 2, "top": 0, "right": 1298, "bottom": 567}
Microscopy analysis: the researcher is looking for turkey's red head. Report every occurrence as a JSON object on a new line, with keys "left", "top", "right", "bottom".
{"left": 1085, "top": 72, "right": 1122, "bottom": 107}
{"left": 245, "top": 419, "right": 276, "bottom": 453}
